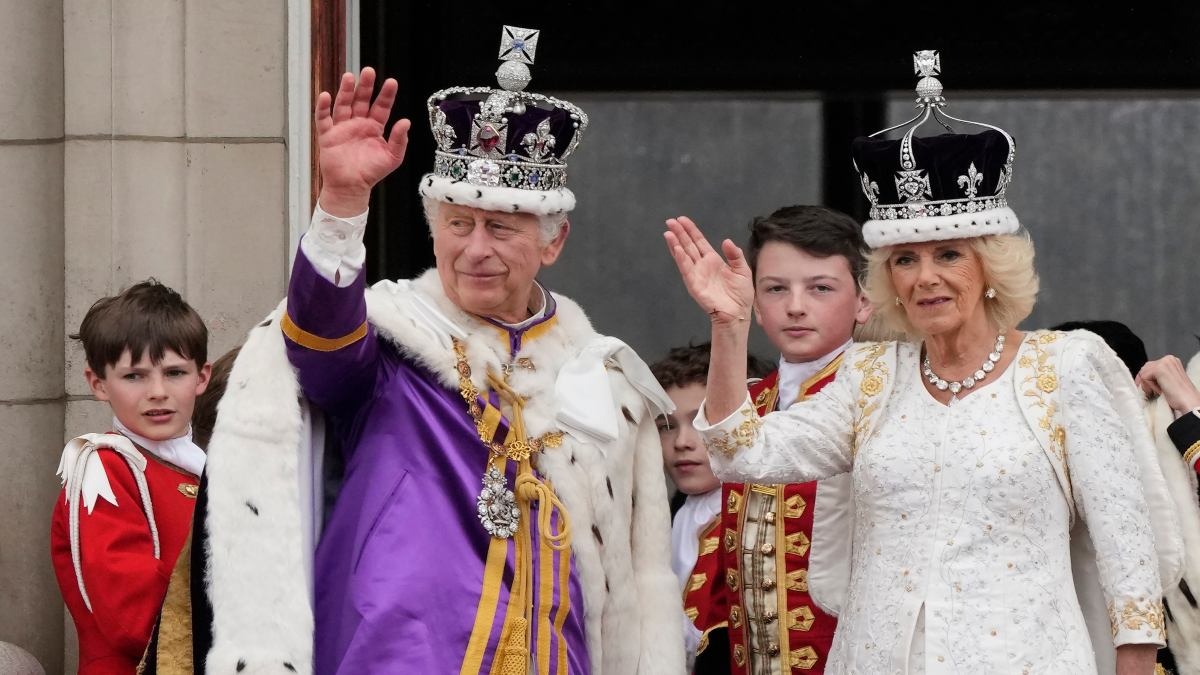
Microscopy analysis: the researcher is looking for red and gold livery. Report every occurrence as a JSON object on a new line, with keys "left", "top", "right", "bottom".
{"left": 721, "top": 355, "right": 843, "bottom": 674}
{"left": 682, "top": 515, "right": 730, "bottom": 659}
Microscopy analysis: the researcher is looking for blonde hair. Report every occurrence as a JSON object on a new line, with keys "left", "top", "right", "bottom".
{"left": 864, "top": 232, "right": 1039, "bottom": 338}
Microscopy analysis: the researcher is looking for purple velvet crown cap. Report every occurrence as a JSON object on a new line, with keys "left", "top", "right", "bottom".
{"left": 851, "top": 50, "right": 1021, "bottom": 248}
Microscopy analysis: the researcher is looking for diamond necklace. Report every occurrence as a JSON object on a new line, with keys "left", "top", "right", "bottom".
{"left": 922, "top": 333, "right": 1006, "bottom": 395}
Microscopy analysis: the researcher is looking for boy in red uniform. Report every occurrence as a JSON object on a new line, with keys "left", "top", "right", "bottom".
{"left": 51, "top": 280, "right": 211, "bottom": 674}
{"left": 653, "top": 344, "right": 770, "bottom": 674}
{"left": 719, "top": 206, "right": 871, "bottom": 674}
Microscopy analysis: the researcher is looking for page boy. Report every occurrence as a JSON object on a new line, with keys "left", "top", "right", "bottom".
{"left": 51, "top": 280, "right": 210, "bottom": 674}
{"left": 719, "top": 205, "right": 871, "bottom": 674}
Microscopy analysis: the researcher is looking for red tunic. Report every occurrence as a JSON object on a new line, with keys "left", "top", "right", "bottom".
{"left": 682, "top": 515, "right": 729, "bottom": 661}
{"left": 722, "top": 356, "right": 843, "bottom": 674}
{"left": 50, "top": 443, "right": 199, "bottom": 674}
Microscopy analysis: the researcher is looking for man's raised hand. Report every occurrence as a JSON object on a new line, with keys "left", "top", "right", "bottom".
{"left": 663, "top": 216, "right": 754, "bottom": 325}
{"left": 316, "top": 68, "right": 411, "bottom": 217}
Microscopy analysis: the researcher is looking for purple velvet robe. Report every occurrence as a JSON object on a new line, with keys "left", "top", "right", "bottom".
{"left": 285, "top": 250, "right": 589, "bottom": 675}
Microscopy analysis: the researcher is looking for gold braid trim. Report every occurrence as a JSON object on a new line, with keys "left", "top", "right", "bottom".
{"left": 1183, "top": 439, "right": 1200, "bottom": 468}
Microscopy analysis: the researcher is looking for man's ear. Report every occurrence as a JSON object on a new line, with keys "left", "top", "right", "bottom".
{"left": 84, "top": 367, "right": 110, "bottom": 402}
{"left": 539, "top": 220, "right": 571, "bottom": 266}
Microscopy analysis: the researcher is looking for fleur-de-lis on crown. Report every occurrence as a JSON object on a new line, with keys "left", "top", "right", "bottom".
{"left": 864, "top": 170, "right": 883, "bottom": 201}
{"left": 431, "top": 108, "right": 456, "bottom": 151}
{"left": 521, "top": 118, "right": 556, "bottom": 161}
{"left": 957, "top": 162, "right": 983, "bottom": 199}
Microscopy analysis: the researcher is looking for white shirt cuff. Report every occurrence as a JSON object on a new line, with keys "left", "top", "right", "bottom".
{"left": 299, "top": 203, "right": 369, "bottom": 287}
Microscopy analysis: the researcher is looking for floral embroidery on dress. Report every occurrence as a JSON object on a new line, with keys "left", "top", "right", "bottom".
{"left": 1018, "top": 332, "right": 1072, "bottom": 507}
{"left": 851, "top": 343, "right": 890, "bottom": 456}
{"left": 1108, "top": 599, "right": 1166, "bottom": 639}
{"left": 705, "top": 405, "right": 763, "bottom": 458}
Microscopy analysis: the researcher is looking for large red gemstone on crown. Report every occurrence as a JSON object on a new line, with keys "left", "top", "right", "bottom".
{"left": 478, "top": 125, "right": 499, "bottom": 152}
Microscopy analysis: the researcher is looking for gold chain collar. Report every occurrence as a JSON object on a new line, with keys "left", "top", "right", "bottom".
{"left": 453, "top": 337, "right": 564, "bottom": 462}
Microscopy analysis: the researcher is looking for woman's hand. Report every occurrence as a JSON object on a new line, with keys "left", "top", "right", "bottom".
{"left": 663, "top": 216, "right": 754, "bottom": 325}
{"left": 1137, "top": 355, "right": 1200, "bottom": 414}
{"left": 316, "top": 67, "right": 412, "bottom": 217}
{"left": 1114, "top": 643, "right": 1157, "bottom": 675}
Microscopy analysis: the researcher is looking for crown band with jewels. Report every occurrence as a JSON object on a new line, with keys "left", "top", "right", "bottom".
{"left": 852, "top": 50, "right": 1019, "bottom": 248}
{"left": 419, "top": 26, "right": 588, "bottom": 216}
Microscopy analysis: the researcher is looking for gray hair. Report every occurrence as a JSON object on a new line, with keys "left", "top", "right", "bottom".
{"left": 421, "top": 197, "right": 567, "bottom": 245}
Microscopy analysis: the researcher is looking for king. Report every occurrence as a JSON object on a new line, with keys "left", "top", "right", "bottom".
{"left": 192, "top": 26, "right": 683, "bottom": 675}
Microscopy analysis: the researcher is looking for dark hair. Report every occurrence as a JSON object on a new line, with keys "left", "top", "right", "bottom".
{"left": 1050, "top": 319, "right": 1148, "bottom": 378}
{"left": 71, "top": 279, "right": 208, "bottom": 377}
{"left": 745, "top": 205, "right": 867, "bottom": 287}
{"left": 650, "top": 341, "right": 773, "bottom": 390}
{"left": 192, "top": 345, "right": 241, "bottom": 449}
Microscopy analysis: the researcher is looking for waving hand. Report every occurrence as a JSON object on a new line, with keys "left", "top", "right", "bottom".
{"left": 664, "top": 216, "right": 754, "bottom": 324}
{"left": 316, "top": 68, "right": 412, "bottom": 216}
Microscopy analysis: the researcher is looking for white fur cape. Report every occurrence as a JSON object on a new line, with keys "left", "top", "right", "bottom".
{"left": 1149, "top": 351, "right": 1200, "bottom": 673}
{"left": 200, "top": 270, "right": 684, "bottom": 674}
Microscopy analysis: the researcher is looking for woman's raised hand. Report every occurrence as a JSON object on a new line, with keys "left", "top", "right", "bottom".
{"left": 315, "top": 67, "right": 412, "bottom": 217}
{"left": 664, "top": 216, "right": 754, "bottom": 325}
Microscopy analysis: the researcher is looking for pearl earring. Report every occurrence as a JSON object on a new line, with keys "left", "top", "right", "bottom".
{"left": 895, "top": 297, "right": 903, "bottom": 306}
{"left": 985, "top": 287, "right": 997, "bottom": 299}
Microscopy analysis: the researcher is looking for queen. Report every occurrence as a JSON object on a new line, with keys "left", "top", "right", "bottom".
{"left": 664, "top": 52, "right": 1185, "bottom": 674}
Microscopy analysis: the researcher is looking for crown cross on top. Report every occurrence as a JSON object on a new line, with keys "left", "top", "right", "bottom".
{"left": 499, "top": 26, "right": 539, "bottom": 65}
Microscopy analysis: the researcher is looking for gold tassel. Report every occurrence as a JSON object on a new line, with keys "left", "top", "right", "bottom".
{"left": 496, "top": 616, "right": 530, "bottom": 674}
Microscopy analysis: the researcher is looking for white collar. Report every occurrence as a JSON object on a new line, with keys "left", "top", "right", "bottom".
{"left": 499, "top": 282, "right": 549, "bottom": 330}
{"left": 777, "top": 340, "right": 852, "bottom": 411}
{"left": 669, "top": 488, "right": 723, "bottom": 591}
{"left": 112, "top": 417, "right": 206, "bottom": 478}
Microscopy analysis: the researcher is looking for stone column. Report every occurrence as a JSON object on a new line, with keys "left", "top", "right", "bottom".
{"left": 58, "top": 0, "right": 291, "bottom": 670}
{"left": 0, "top": 1, "right": 66, "bottom": 672}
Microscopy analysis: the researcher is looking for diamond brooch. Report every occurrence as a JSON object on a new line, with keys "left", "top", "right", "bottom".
{"left": 477, "top": 466, "right": 520, "bottom": 539}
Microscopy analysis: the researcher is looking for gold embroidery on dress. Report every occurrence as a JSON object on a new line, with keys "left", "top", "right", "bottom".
{"left": 707, "top": 406, "right": 763, "bottom": 458}
{"left": 1108, "top": 599, "right": 1166, "bottom": 638}
{"left": 700, "top": 536, "right": 719, "bottom": 556}
{"left": 851, "top": 343, "right": 890, "bottom": 457}
{"left": 177, "top": 483, "right": 198, "bottom": 498}
{"left": 685, "top": 606, "right": 700, "bottom": 623}
{"left": 1018, "top": 332, "right": 1073, "bottom": 506}
{"left": 689, "top": 573, "right": 709, "bottom": 593}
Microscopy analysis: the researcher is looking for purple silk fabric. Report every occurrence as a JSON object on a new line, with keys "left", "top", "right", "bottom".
{"left": 286, "top": 250, "right": 588, "bottom": 675}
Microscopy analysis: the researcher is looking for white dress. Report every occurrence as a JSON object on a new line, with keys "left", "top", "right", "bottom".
{"left": 697, "top": 333, "right": 1165, "bottom": 674}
